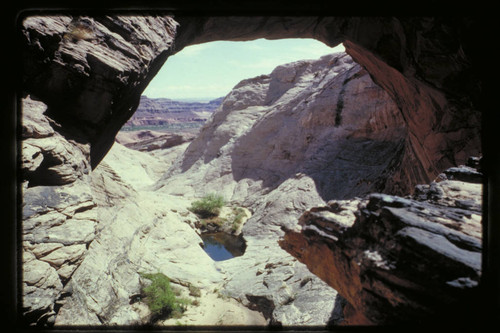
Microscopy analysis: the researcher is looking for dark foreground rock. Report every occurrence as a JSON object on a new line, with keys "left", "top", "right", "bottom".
{"left": 280, "top": 161, "right": 483, "bottom": 325}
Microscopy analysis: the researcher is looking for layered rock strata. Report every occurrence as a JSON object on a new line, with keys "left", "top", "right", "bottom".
{"left": 123, "top": 96, "right": 222, "bottom": 127}
{"left": 280, "top": 161, "right": 483, "bottom": 325}
{"left": 21, "top": 97, "right": 98, "bottom": 326}
{"left": 116, "top": 130, "right": 196, "bottom": 152}
{"left": 20, "top": 14, "right": 178, "bottom": 325}
{"left": 174, "top": 16, "right": 482, "bottom": 181}
{"left": 19, "top": 14, "right": 484, "bottom": 327}
{"left": 21, "top": 15, "right": 178, "bottom": 168}
{"left": 157, "top": 52, "right": 411, "bottom": 202}
{"left": 22, "top": 15, "right": 481, "bottom": 178}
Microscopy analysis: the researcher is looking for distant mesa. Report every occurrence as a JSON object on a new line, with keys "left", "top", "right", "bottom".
{"left": 117, "top": 96, "right": 224, "bottom": 151}
{"left": 122, "top": 96, "right": 223, "bottom": 128}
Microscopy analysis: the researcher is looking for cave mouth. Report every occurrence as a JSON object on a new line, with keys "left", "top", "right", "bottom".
{"left": 200, "top": 232, "right": 246, "bottom": 261}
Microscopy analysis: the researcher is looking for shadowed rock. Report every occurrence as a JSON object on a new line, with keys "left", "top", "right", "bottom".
{"left": 280, "top": 161, "right": 483, "bottom": 325}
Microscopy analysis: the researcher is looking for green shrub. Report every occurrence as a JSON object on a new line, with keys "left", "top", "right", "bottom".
{"left": 139, "top": 273, "right": 191, "bottom": 321}
{"left": 231, "top": 207, "right": 247, "bottom": 231}
{"left": 189, "top": 193, "right": 226, "bottom": 218}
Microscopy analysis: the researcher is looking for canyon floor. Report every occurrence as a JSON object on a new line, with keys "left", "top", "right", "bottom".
{"left": 94, "top": 140, "right": 269, "bottom": 327}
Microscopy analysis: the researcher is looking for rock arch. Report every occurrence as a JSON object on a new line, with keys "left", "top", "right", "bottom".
{"left": 22, "top": 15, "right": 481, "bottom": 183}
{"left": 19, "top": 13, "right": 484, "bottom": 326}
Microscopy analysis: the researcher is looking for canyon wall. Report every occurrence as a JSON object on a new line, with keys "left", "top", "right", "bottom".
{"left": 173, "top": 16, "right": 482, "bottom": 181}
{"left": 22, "top": 15, "right": 481, "bottom": 176}
{"left": 123, "top": 96, "right": 222, "bottom": 127}
{"left": 20, "top": 15, "right": 179, "bottom": 325}
{"left": 19, "top": 14, "right": 484, "bottom": 326}
{"left": 157, "top": 52, "right": 415, "bottom": 217}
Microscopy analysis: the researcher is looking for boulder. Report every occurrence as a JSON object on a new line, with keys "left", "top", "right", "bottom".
{"left": 22, "top": 251, "right": 64, "bottom": 326}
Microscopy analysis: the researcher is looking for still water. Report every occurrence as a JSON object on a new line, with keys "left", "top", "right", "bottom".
{"left": 200, "top": 232, "right": 246, "bottom": 261}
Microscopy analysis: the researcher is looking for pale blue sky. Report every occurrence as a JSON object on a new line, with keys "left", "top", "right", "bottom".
{"left": 143, "top": 38, "right": 344, "bottom": 101}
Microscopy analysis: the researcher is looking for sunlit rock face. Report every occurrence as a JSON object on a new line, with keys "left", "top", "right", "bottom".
{"left": 19, "top": 14, "right": 483, "bottom": 327}
{"left": 152, "top": 52, "right": 412, "bottom": 326}
{"left": 21, "top": 15, "right": 178, "bottom": 168}
{"left": 22, "top": 16, "right": 481, "bottom": 179}
{"left": 157, "top": 52, "right": 416, "bottom": 235}
{"left": 174, "top": 16, "right": 482, "bottom": 182}
{"left": 20, "top": 15, "right": 178, "bottom": 325}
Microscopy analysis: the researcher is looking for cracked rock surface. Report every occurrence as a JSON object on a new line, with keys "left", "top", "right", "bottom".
{"left": 280, "top": 161, "right": 483, "bottom": 325}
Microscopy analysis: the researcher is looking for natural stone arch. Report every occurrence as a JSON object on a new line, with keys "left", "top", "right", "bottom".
{"left": 172, "top": 16, "right": 481, "bottom": 186}
{"left": 18, "top": 14, "right": 484, "bottom": 326}
{"left": 21, "top": 14, "right": 481, "bottom": 189}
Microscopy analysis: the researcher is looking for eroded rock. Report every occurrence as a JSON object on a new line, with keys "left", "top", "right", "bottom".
{"left": 22, "top": 15, "right": 178, "bottom": 167}
{"left": 280, "top": 162, "right": 483, "bottom": 325}
{"left": 19, "top": 14, "right": 484, "bottom": 327}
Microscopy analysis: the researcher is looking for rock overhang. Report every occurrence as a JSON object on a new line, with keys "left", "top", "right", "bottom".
{"left": 21, "top": 15, "right": 481, "bottom": 175}
{"left": 18, "top": 13, "right": 487, "bottom": 327}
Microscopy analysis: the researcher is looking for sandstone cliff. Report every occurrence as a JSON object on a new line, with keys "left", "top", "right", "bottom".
{"left": 21, "top": 15, "right": 482, "bottom": 178}
{"left": 20, "top": 14, "right": 178, "bottom": 325}
{"left": 115, "top": 130, "right": 196, "bottom": 152}
{"left": 157, "top": 52, "right": 417, "bottom": 229}
{"left": 19, "top": 14, "right": 485, "bottom": 327}
{"left": 152, "top": 52, "right": 448, "bottom": 326}
{"left": 22, "top": 15, "right": 178, "bottom": 169}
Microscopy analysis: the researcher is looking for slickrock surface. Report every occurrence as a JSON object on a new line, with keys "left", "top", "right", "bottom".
{"left": 174, "top": 16, "right": 481, "bottom": 181}
{"left": 152, "top": 52, "right": 422, "bottom": 326}
{"left": 53, "top": 141, "right": 267, "bottom": 326}
{"left": 280, "top": 161, "right": 483, "bottom": 325}
{"left": 22, "top": 15, "right": 481, "bottom": 179}
{"left": 19, "top": 14, "right": 484, "bottom": 327}
{"left": 20, "top": 15, "right": 178, "bottom": 324}
{"left": 157, "top": 53, "right": 410, "bottom": 202}
{"left": 21, "top": 96, "right": 97, "bottom": 325}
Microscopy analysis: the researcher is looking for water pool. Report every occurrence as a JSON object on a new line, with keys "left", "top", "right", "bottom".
{"left": 200, "top": 232, "right": 246, "bottom": 261}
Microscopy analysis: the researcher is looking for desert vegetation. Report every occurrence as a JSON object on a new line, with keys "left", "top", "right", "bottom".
{"left": 189, "top": 194, "right": 249, "bottom": 234}
{"left": 189, "top": 193, "right": 226, "bottom": 218}
{"left": 139, "top": 273, "right": 192, "bottom": 322}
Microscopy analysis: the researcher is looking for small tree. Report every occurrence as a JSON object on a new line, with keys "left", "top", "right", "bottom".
{"left": 189, "top": 193, "right": 226, "bottom": 218}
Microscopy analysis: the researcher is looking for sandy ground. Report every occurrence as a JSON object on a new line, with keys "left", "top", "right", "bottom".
{"left": 161, "top": 289, "right": 268, "bottom": 327}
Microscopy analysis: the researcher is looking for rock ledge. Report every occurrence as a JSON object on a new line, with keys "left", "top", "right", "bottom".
{"left": 280, "top": 160, "right": 483, "bottom": 325}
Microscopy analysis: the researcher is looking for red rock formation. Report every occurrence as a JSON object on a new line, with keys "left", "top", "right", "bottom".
{"left": 280, "top": 162, "right": 483, "bottom": 325}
